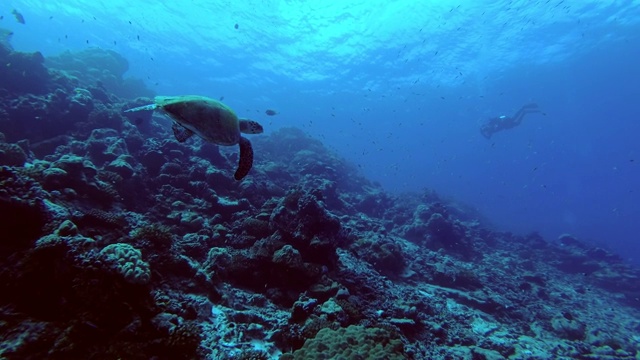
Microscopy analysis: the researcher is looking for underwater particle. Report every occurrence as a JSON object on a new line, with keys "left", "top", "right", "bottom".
{"left": 137, "top": 34, "right": 140, "bottom": 40}
{"left": 113, "top": 40, "right": 116, "bottom": 45}
{"left": 49, "top": 16, "right": 53, "bottom": 20}
{"left": 234, "top": 23, "right": 239, "bottom": 29}
{"left": 12, "top": 9, "right": 25, "bottom": 24}
{"left": 219, "top": 96, "right": 224, "bottom": 101}
{"left": 265, "top": 109, "right": 278, "bottom": 116}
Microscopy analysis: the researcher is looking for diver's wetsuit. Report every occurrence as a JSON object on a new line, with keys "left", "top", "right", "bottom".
{"left": 481, "top": 103, "right": 541, "bottom": 139}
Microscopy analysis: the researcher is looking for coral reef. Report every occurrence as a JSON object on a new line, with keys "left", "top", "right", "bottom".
{"left": 99, "top": 243, "right": 151, "bottom": 285}
{"left": 45, "top": 48, "right": 155, "bottom": 99}
{"left": 0, "top": 43, "right": 638, "bottom": 360}
{"left": 281, "top": 325, "right": 405, "bottom": 360}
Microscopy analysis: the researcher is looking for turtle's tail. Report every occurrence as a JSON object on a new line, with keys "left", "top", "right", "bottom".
{"left": 124, "top": 104, "right": 157, "bottom": 113}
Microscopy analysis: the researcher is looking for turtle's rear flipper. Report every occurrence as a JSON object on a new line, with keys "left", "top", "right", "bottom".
{"left": 234, "top": 136, "right": 253, "bottom": 180}
{"left": 124, "top": 104, "right": 157, "bottom": 113}
{"left": 172, "top": 123, "right": 195, "bottom": 143}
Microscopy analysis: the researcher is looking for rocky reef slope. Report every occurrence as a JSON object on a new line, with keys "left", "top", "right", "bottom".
{"left": 0, "top": 39, "right": 639, "bottom": 360}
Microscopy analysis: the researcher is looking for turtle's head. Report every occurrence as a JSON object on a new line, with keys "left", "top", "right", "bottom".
{"left": 239, "top": 119, "right": 264, "bottom": 134}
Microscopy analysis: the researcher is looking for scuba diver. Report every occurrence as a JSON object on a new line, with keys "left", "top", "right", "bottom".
{"left": 480, "top": 103, "right": 541, "bottom": 139}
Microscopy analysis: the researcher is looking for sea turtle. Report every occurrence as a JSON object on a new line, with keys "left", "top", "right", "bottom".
{"left": 125, "top": 95, "right": 263, "bottom": 180}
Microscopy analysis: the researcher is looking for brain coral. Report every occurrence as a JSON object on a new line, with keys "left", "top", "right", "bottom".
{"left": 99, "top": 243, "right": 151, "bottom": 285}
{"left": 282, "top": 325, "right": 405, "bottom": 360}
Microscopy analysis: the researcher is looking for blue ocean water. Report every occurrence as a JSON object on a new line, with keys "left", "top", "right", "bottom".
{"left": 4, "top": 0, "right": 639, "bottom": 263}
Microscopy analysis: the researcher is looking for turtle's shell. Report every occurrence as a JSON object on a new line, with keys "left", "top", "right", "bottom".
{"left": 156, "top": 95, "right": 240, "bottom": 146}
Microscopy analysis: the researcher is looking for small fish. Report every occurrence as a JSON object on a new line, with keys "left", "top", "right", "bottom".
{"left": 137, "top": 35, "right": 140, "bottom": 40}
{"left": 234, "top": 23, "right": 239, "bottom": 29}
{"left": 265, "top": 109, "right": 278, "bottom": 116}
{"left": 12, "top": 9, "right": 25, "bottom": 24}
{"left": 219, "top": 96, "right": 224, "bottom": 101}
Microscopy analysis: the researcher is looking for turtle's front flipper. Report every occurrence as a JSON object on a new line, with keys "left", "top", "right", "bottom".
{"left": 172, "top": 122, "right": 195, "bottom": 142}
{"left": 234, "top": 136, "right": 254, "bottom": 180}
{"left": 124, "top": 104, "right": 157, "bottom": 113}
